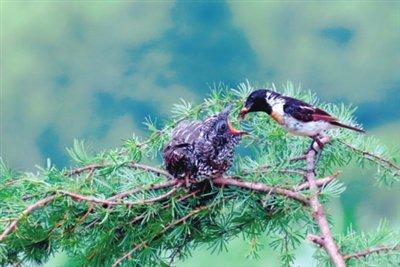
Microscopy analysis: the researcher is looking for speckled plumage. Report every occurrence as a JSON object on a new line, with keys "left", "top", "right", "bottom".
{"left": 163, "top": 106, "right": 243, "bottom": 181}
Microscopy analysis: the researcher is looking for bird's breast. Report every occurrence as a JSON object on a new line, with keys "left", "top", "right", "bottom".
{"left": 270, "top": 103, "right": 285, "bottom": 125}
{"left": 282, "top": 115, "right": 332, "bottom": 136}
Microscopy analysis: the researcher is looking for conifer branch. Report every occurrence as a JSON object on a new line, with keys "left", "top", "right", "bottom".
{"left": 305, "top": 136, "right": 346, "bottom": 267}
{"left": 338, "top": 140, "right": 400, "bottom": 174}
{"left": 67, "top": 161, "right": 174, "bottom": 180}
{"left": 1, "top": 83, "right": 399, "bottom": 266}
{"left": 344, "top": 244, "right": 400, "bottom": 260}
{"left": 295, "top": 173, "right": 338, "bottom": 191}
{"left": 213, "top": 177, "right": 309, "bottom": 204}
{"left": 107, "top": 180, "right": 179, "bottom": 201}
{"left": 0, "top": 194, "right": 57, "bottom": 242}
{"left": 308, "top": 234, "right": 325, "bottom": 247}
{"left": 112, "top": 205, "right": 210, "bottom": 267}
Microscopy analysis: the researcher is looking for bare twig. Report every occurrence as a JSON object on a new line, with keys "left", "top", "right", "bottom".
{"left": 129, "top": 189, "right": 201, "bottom": 225}
{"left": 339, "top": 140, "right": 400, "bottom": 174}
{"left": 67, "top": 161, "right": 174, "bottom": 180}
{"left": 124, "top": 185, "right": 181, "bottom": 207}
{"left": 107, "top": 179, "right": 179, "bottom": 201}
{"left": 243, "top": 165, "right": 305, "bottom": 176}
{"left": 305, "top": 136, "right": 346, "bottom": 267}
{"left": 129, "top": 163, "right": 175, "bottom": 180}
{"left": 0, "top": 218, "right": 17, "bottom": 223}
{"left": 59, "top": 182, "right": 183, "bottom": 207}
{"left": 0, "top": 194, "right": 57, "bottom": 242}
{"left": 344, "top": 244, "right": 400, "bottom": 260}
{"left": 308, "top": 234, "right": 325, "bottom": 247}
{"left": 58, "top": 190, "right": 120, "bottom": 206}
{"left": 67, "top": 164, "right": 103, "bottom": 176}
{"left": 289, "top": 155, "right": 307, "bottom": 162}
{"left": 213, "top": 177, "right": 309, "bottom": 204}
{"left": 295, "top": 173, "right": 339, "bottom": 191}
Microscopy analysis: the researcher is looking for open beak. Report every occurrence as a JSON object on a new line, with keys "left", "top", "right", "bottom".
{"left": 238, "top": 107, "right": 250, "bottom": 120}
{"left": 228, "top": 121, "right": 248, "bottom": 136}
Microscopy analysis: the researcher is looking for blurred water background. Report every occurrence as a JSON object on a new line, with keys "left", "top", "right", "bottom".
{"left": 2, "top": 1, "right": 399, "bottom": 266}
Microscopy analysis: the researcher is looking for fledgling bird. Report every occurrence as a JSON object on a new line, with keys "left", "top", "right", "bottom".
{"left": 239, "top": 89, "right": 364, "bottom": 147}
{"left": 163, "top": 106, "right": 246, "bottom": 186}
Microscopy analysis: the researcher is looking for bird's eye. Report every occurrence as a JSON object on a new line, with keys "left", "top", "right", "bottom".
{"left": 219, "top": 122, "right": 227, "bottom": 131}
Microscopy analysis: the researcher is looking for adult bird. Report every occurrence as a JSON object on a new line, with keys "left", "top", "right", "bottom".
{"left": 239, "top": 89, "right": 364, "bottom": 148}
{"left": 163, "top": 105, "right": 246, "bottom": 186}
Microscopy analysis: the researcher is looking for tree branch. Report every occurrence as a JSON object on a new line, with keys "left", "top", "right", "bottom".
{"left": 67, "top": 163, "right": 103, "bottom": 176}
{"left": 0, "top": 182, "right": 182, "bottom": 242}
{"left": 107, "top": 179, "right": 179, "bottom": 201}
{"left": 295, "top": 173, "right": 338, "bottom": 191}
{"left": 2, "top": 144, "right": 396, "bottom": 266}
{"left": 1, "top": 173, "right": 312, "bottom": 243}
{"left": 339, "top": 140, "right": 400, "bottom": 174}
{"left": 112, "top": 205, "right": 208, "bottom": 267}
{"left": 242, "top": 165, "right": 305, "bottom": 176}
{"left": 305, "top": 136, "right": 346, "bottom": 267}
{"left": 344, "top": 244, "right": 400, "bottom": 260}
{"left": 58, "top": 190, "right": 121, "bottom": 206}
{"left": 67, "top": 161, "right": 174, "bottom": 180}
{"left": 213, "top": 177, "right": 309, "bottom": 204}
{"left": 308, "top": 234, "right": 325, "bottom": 247}
{"left": 0, "top": 194, "right": 57, "bottom": 242}
{"left": 124, "top": 185, "right": 181, "bottom": 207}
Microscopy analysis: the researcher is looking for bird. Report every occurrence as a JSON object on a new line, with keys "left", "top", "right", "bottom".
{"left": 238, "top": 89, "right": 365, "bottom": 148}
{"left": 163, "top": 105, "right": 246, "bottom": 187}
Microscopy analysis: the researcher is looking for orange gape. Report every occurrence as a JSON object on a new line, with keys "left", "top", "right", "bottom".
{"left": 270, "top": 111, "right": 284, "bottom": 125}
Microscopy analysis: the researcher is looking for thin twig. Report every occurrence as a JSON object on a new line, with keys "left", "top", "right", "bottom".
{"left": 124, "top": 185, "right": 181, "bottom": 207}
{"left": 308, "top": 234, "right": 325, "bottom": 247}
{"left": 59, "top": 182, "right": 182, "bottom": 207}
{"left": 289, "top": 155, "right": 307, "bottom": 162}
{"left": 113, "top": 205, "right": 207, "bottom": 267}
{"left": 129, "top": 189, "right": 201, "bottom": 225}
{"left": 67, "top": 164, "right": 103, "bottom": 176}
{"left": 213, "top": 177, "right": 309, "bottom": 204}
{"left": 129, "top": 163, "right": 175, "bottom": 180}
{"left": 107, "top": 180, "right": 179, "bottom": 201}
{"left": 67, "top": 161, "right": 175, "bottom": 180}
{"left": 0, "top": 218, "right": 17, "bottom": 223}
{"left": 305, "top": 136, "right": 346, "bottom": 267}
{"left": 0, "top": 194, "right": 57, "bottom": 242}
{"left": 295, "top": 173, "right": 339, "bottom": 191}
{"left": 339, "top": 140, "right": 400, "bottom": 173}
{"left": 344, "top": 244, "right": 400, "bottom": 260}
{"left": 58, "top": 190, "right": 120, "bottom": 206}
{"left": 243, "top": 165, "right": 305, "bottom": 176}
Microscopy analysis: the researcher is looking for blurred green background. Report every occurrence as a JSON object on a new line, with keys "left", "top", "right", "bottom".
{"left": 1, "top": 1, "right": 399, "bottom": 266}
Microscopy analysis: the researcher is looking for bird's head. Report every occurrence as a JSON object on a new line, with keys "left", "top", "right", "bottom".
{"left": 239, "top": 89, "right": 275, "bottom": 119}
{"left": 215, "top": 105, "right": 248, "bottom": 137}
{"left": 205, "top": 105, "right": 247, "bottom": 145}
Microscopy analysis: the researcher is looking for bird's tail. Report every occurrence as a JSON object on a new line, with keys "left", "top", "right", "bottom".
{"left": 330, "top": 121, "right": 365, "bottom": 133}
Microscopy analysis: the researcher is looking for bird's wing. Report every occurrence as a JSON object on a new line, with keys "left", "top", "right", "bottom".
{"left": 283, "top": 97, "right": 338, "bottom": 123}
{"left": 164, "top": 120, "right": 203, "bottom": 163}
{"left": 171, "top": 120, "right": 203, "bottom": 144}
{"left": 163, "top": 120, "right": 203, "bottom": 176}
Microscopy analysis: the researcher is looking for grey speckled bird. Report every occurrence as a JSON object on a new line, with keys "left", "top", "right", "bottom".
{"left": 163, "top": 106, "right": 246, "bottom": 186}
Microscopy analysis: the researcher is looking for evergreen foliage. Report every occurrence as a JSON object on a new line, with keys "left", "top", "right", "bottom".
{"left": 0, "top": 82, "right": 399, "bottom": 266}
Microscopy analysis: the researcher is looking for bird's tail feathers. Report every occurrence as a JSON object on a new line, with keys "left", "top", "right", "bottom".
{"left": 330, "top": 121, "right": 365, "bottom": 133}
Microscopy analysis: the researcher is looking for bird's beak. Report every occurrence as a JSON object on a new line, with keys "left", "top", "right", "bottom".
{"left": 238, "top": 107, "right": 249, "bottom": 120}
{"left": 228, "top": 121, "right": 248, "bottom": 136}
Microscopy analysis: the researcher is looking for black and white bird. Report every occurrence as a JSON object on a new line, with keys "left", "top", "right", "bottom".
{"left": 239, "top": 89, "right": 364, "bottom": 146}
{"left": 163, "top": 106, "right": 246, "bottom": 186}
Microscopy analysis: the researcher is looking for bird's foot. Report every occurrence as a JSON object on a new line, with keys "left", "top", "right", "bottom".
{"left": 308, "top": 135, "right": 331, "bottom": 152}
{"left": 185, "top": 175, "right": 191, "bottom": 188}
